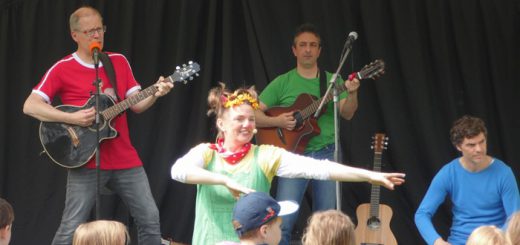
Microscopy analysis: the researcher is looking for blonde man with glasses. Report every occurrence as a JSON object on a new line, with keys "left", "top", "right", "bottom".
{"left": 23, "top": 6, "right": 173, "bottom": 244}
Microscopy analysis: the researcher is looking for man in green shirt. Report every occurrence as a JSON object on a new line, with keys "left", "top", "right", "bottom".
{"left": 255, "top": 23, "right": 360, "bottom": 244}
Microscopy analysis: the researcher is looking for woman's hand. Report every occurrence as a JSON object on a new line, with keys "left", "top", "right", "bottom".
{"left": 369, "top": 172, "right": 406, "bottom": 190}
{"left": 224, "top": 178, "right": 256, "bottom": 200}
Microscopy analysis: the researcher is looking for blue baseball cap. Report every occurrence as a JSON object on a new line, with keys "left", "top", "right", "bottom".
{"left": 232, "top": 192, "right": 298, "bottom": 237}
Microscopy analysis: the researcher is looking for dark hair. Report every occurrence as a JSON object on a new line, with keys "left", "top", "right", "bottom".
{"left": 449, "top": 115, "right": 488, "bottom": 146}
{"left": 0, "top": 198, "right": 14, "bottom": 229}
{"left": 293, "top": 23, "right": 321, "bottom": 47}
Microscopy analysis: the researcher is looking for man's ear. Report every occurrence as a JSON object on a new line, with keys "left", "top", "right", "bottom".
{"left": 71, "top": 31, "right": 79, "bottom": 42}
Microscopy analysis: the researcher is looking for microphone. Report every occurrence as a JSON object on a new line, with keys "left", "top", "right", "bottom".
{"left": 345, "top": 31, "right": 358, "bottom": 48}
{"left": 89, "top": 41, "right": 102, "bottom": 65}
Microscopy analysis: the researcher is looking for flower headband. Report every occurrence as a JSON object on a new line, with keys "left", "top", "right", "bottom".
{"left": 221, "top": 91, "right": 260, "bottom": 110}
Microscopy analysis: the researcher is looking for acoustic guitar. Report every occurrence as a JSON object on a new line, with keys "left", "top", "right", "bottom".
{"left": 354, "top": 133, "right": 397, "bottom": 245}
{"left": 255, "top": 60, "right": 385, "bottom": 153}
{"left": 39, "top": 61, "right": 200, "bottom": 168}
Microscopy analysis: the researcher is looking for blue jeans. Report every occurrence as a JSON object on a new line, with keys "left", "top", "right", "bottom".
{"left": 276, "top": 144, "right": 337, "bottom": 245}
{"left": 52, "top": 167, "right": 161, "bottom": 245}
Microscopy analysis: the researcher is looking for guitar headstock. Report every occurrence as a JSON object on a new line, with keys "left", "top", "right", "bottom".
{"left": 169, "top": 61, "right": 200, "bottom": 84}
{"left": 371, "top": 133, "right": 388, "bottom": 154}
{"left": 358, "top": 59, "right": 385, "bottom": 80}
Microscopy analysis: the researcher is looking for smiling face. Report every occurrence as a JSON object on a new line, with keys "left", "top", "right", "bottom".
{"left": 217, "top": 104, "right": 256, "bottom": 149}
{"left": 292, "top": 32, "right": 321, "bottom": 69}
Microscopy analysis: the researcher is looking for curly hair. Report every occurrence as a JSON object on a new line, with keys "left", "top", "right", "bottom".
{"left": 449, "top": 115, "right": 487, "bottom": 147}
{"left": 302, "top": 210, "right": 355, "bottom": 245}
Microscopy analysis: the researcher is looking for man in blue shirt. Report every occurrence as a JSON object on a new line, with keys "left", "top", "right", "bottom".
{"left": 415, "top": 115, "right": 520, "bottom": 245}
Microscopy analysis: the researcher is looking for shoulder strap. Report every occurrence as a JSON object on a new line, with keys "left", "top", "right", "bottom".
{"left": 98, "top": 52, "right": 121, "bottom": 101}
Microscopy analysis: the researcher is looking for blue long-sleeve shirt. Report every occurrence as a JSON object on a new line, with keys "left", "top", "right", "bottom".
{"left": 415, "top": 158, "right": 520, "bottom": 245}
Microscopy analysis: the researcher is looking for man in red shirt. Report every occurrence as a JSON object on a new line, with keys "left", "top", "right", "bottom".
{"left": 23, "top": 6, "right": 173, "bottom": 244}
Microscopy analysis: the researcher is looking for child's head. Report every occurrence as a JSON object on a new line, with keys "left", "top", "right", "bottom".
{"left": 232, "top": 192, "right": 297, "bottom": 245}
{"left": 302, "top": 209, "right": 355, "bottom": 245}
{"left": 72, "top": 220, "right": 129, "bottom": 245}
{"left": 466, "top": 225, "right": 510, "bottom": 245}
{"left": 0, "top": 198, "right": 14, "bottom": 245}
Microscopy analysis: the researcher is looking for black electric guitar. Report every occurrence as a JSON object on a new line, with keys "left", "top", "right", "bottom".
{"left": 39, "top": 61, "right": 200, "bottom": 168}
{"left": 354, "top": 133, "right": 397, "bottom": 245}
{"left": 256, "top": 59, "right": 385, "bottom": 153}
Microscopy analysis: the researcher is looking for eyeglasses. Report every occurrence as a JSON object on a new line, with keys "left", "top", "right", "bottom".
{"left": 78, "top": 26, "right": 106, "bottom": 38}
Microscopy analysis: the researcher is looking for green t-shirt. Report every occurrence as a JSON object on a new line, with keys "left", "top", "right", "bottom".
{"left": 259, "top": 68, "right": 348, "bottom": 152}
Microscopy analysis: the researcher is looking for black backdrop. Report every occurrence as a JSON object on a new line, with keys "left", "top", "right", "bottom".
{"left": 1, "top": 0, "right": 519, "bottom": 244}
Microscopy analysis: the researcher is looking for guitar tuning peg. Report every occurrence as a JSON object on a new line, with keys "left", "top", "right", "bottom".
{"left": 189, "top": 77, "right": 194, "bottom": 80}
{"left": 176, "top": 66, "right": 180, "bottom": 70}
{"left": 182, "top": 64, "right": 187, "bottom": 68}
{"left": 195, "top": 73, "right": 200, "bottom": 77}
{"left": 370, "top": 146, "right": 374, "bottom": 149}
{"left": 183, "top": 80, "right": 188, "bottom": 84}
{"left": 188, "top": 61, "right": 193, "bottom": 65}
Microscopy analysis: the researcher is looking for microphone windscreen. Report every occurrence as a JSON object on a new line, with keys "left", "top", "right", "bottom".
{"left": 89, "top": 41, "right": 102, "bottom": 54}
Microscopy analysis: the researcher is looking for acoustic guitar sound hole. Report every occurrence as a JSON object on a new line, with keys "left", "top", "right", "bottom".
{"left": 367, "top": 216, "right": 381, "bottom": 229}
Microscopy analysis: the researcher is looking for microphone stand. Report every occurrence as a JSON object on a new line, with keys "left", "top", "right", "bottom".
{"left": 314, "top": 38, "right": 354, "bottom": 211}
{"left": 92, "top": 53, "right": 102, "bottom": 220}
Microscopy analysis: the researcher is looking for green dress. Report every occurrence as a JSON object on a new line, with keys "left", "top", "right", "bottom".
{"left": 191, "top": 144, "right": 282, "bottom": 245}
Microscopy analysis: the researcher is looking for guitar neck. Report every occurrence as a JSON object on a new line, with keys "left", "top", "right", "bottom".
{"left": 300, "top": 81, "right": 349, "bottom": 119}
{"left": 369, "top": 151, "right": 382, "bottom": 218}
{"left": 101, "top": 83, "right": 160, "bottom": 120}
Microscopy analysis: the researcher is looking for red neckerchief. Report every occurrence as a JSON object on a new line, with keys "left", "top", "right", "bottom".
{"left": 209, "top": 138, "right": 252, "bottom": 165}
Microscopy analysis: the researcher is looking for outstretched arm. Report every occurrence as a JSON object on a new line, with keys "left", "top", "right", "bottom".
{"left": 275, "top": 151, "right": 404, "bottom": 190}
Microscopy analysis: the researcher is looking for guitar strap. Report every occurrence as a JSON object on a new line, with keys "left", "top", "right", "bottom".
{"left": 319, "top": 68, "right": 327, "bottom": 98}
{"left": 98, "top": 52, "right": 121, "bottom": 102}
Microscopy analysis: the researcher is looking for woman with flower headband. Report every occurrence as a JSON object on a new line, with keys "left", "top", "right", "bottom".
{"left": 170, "top": 83, "right": 405, "bottom": 245}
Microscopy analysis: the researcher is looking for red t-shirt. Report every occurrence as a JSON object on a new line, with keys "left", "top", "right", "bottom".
{"left": 33, "top": 52, "right": 143, "bottom": 169}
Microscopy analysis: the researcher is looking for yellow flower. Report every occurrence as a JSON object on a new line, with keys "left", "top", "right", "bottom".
{"left": 224, "top": 92, "right": 259, "bottom": 110}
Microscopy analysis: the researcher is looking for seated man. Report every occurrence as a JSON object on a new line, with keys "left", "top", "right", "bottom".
{"left": 415, "top": 115, "right": 520, "bottom": 245}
